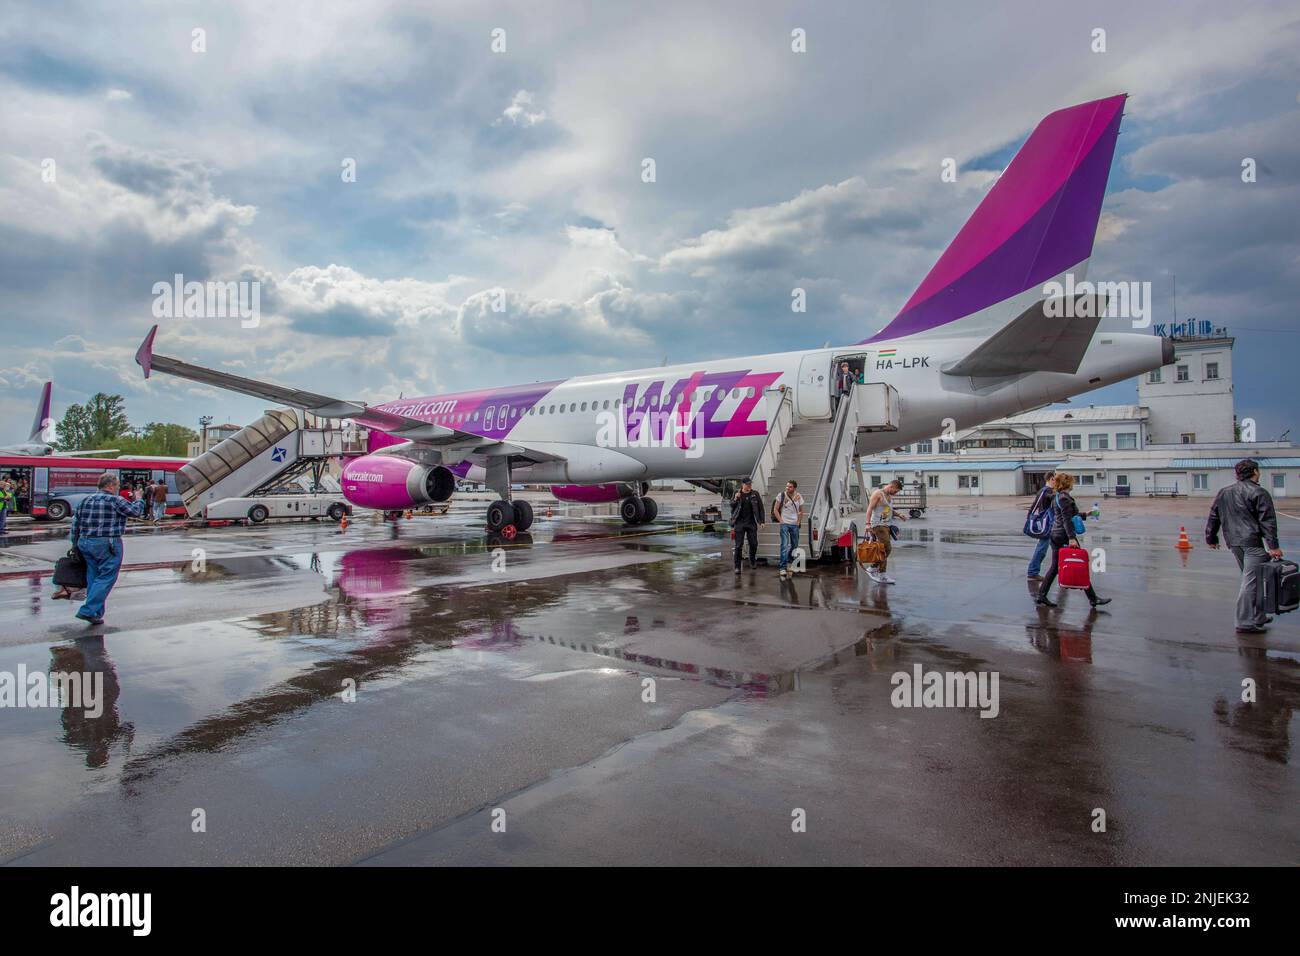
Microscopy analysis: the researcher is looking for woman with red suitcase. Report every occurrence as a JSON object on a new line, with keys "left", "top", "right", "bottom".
{"left": 1035, "top": 473, "right": 1112, "bottom": 608}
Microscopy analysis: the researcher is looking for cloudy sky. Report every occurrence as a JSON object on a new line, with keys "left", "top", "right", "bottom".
{"left": 1, "top": 0, "right": 1297, "bottom": 439}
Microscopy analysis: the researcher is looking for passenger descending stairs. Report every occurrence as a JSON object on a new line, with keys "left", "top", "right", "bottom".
{"left": 753, "top": 419, "right": 836, "bottom": 560}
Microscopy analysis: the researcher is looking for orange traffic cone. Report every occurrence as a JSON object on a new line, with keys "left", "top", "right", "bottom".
{"left": 340, "top": 514, "right": 348, "bottom": 531}
{"left": 1175, "top": 526, "right": 1193, "bottom": 550}
{"left": 547, "top": 507, "right": 553, "bottom": 518}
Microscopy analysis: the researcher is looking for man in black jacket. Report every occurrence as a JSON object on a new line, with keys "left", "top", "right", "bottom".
{"left": 731, "top": 477, "right": 765, "bottom": 572}
{"left": 1206, "top": 458, "right": 1283, "bottom": 633}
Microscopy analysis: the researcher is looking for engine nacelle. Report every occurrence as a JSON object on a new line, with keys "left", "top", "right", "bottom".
{"left": 341, "top": 455, "right": 455, "bottom": 511}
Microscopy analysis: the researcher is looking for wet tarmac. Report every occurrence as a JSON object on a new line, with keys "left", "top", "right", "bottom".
{"left": 0, "top": 495, "right": 1297, "bottom": 865}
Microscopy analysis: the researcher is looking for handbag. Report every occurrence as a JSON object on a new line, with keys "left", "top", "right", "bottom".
{"left": 856, "top": 539, "right": 886, "bottom": 566}
{"left": 1023, "top": 490, "right": 1053, "bottom": 539}
{"left": 52, "top": 505, "right": 88, "bottom": 589}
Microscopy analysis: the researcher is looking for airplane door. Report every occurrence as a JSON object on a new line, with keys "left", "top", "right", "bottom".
{"left": 797, "top": 354, "right": 831, "bottom": 419}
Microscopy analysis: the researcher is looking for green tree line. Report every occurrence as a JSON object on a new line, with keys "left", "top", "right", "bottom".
{"left": 54, "top": 393, "right": 198, "bottom": 457}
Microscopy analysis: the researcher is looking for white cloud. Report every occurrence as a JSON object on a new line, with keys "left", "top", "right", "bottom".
{"left": 499, "top": 89, "right": 547, "bottom": 127}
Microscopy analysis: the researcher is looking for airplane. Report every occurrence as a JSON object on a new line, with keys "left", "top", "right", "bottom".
{"left": 0, "top": 382, "right": 121, "bottom": 457}
{"left": 135, "top": 94, "right": 1169, "bottom": 534}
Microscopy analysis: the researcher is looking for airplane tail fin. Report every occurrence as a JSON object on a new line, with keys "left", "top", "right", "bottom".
{"left": 865, "top": 94, "right": 1126, "bottom": 343}
{"left": 28, "top": 381, "right": 51, "bottom": 443}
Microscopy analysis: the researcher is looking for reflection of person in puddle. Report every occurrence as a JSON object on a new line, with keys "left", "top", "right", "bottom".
{"left": 1212, "top": 645, "right": 1296, "bottom": 764}
{"left": 1026, "top": 607, "right": 1097, "bottom": 662}
{"left": 51, "top": 639, "right": 134, "bottom": 769}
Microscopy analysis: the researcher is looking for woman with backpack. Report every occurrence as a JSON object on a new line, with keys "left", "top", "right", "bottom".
{"left": 1034, "top": 472, "right": 1111, "bottom": 608}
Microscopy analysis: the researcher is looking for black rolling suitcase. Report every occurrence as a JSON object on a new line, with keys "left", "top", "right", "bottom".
{"left": 1258, "top": 557, "right": 1299, "bottom": 615}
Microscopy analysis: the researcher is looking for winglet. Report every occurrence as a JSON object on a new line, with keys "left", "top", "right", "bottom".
{"left": 135, "top": 324, "right": 158, "bottom": 379}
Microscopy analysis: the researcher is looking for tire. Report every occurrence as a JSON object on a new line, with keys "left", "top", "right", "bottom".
{"left": 512, "top": 499, "right": 534, "bottom": 532}
{"left": 327, "top": 503, "right": 346, "bottom": 522}
{"left": 620, "top": 496, "right": 645, "bottom": 525}
{"left": 909, "top": 508, "right": 922, "bottom": 519}
{"left": 46, "top": 499, "right": 71, "bottom": 521}
{"left": 486, "top": 499, "right": 513, "bottom": 532}
{"left": 639, "top": 496, "right": 658, "bottom": 522}
{"left": 248, "top": 504, "right": 269, "bottom": 524}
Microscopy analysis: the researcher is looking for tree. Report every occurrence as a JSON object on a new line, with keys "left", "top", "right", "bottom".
{"left": 51, "top": 392, "right": 197, "bottom": 456}
{"left": 84, "top": 393, "right": 130, "bottom": 446}
{"left": 117, "top": 423, "right": 198, "bottom": 457}
{"left": 54, "top": 403, "right": 94, "bottom": 451}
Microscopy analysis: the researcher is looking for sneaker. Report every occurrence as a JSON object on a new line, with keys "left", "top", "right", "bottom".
{"left": 866, "top": 568, "right": 885, "bottom": 583}
{"left": 734, "top": 566, "right": 742, "bottom": 574}
{"left": 880, "top": 574, "right": 897, "bottom": 585}
{"left": 778, "top": 569, "right": 787, "bottom": 579}
{"left": 1236, "top": 625, "right": 1267, "bottom": 634}
{"left": 74, "top": 613, "right": 104, "bottom": 625}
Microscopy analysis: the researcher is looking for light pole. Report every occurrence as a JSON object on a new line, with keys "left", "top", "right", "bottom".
{"left": 199, "top": 415, "right": 213, "bottom": 456}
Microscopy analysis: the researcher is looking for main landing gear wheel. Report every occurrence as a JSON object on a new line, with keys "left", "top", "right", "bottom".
{"left": 639, "top": 496, "right": 658, "bottom": 522}
{"left": 620, "top": 496, "right": 646, "bottom": 525}
{"left": 486, "top": 499, "right": 514, "bottom": 532}
{"left": 511, "top": 500, "right": 534, "bottom": 532}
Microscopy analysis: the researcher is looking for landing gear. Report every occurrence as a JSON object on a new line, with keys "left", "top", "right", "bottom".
{"left": 620, "top": 495, "right": 658, "bottom": 525}
{"left": 511, "top": 500, "right": 534, "bottom": 532}
{"left": 486, "top": 499, "right": 514, "bottom": 533}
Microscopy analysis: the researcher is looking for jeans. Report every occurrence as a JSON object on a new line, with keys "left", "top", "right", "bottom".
{"left": 0, "top": 508, "right": 7, "bottom": 535}
{"left": 76, "top": 536, "right": 123, "bottom": 620}
{"left": 1028, "top": 537, "right": 1050, "bottom": 576}
{"left": 733, "top": 524, "right": 758, "bottom": 569}
{"left": 779, "top": 523, "right": 800, "bottom": 571}
{"left": 1230, "top": 545, "right": 1268, "bottom": 628}
{"left": 152, "top": 502, "right": 166, "bottom": 521}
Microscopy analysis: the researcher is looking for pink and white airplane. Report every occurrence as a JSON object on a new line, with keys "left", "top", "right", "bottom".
{"left": 136, "top": 94, "right": 1168, "bottom": 532}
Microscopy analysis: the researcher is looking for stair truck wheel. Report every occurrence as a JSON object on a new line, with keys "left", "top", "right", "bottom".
{"left": 620, "top": 496, "right": 645, "bottom": 525}
{"left": 486, "top": 499, "right": 513, "bottom": 532}
{"left": 327, "top": 502, "right": 346, "bottom": 522}
{"left": 248, "top": 504, "right": 270, "bottom": 524}
{"left": 511, "top": 499, "right": 534, "bottom": 532}
{"left": 639, "top": 496, "right": 658, "bottom": 522}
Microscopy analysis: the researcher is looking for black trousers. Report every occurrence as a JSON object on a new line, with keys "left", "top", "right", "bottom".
{"left": 1037, "top": 538, "right": 1098, "bottom": 601}
{"left": 733, "top": 524, "right": 758, "bottom": 568}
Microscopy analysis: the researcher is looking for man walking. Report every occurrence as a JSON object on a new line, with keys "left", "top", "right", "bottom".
{"left": 66, "top": 472, "right": 148, "bottom": 625}
{"left": 772, "top": 479, "right": 805, "bottom": 579}
{"left": 730, "top": 477, "right": 765, "bottom": 573}
{"left": 1206, "top": 458, "right": 1283, "bottom": 634}
{"left": 864, "top": 478, "right": 907, "bottom": 584}
{"left": 1026, "top": 473, "right": 1056, "bottom": 579}
{"left": 151, "top": 479, "right": 169, "bottom": 523}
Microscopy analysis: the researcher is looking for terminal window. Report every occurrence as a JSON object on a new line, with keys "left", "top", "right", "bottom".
{"left": 1088, "top": 434, "right": 1109, "bottom": 451}
{"left": 1273, "top": 474, "right": 1286, "bottom": 491}
{"left": 1037, "top": 435, "right": 1056, "bottom": 451}
{"left": 1148, "top": 369, "right": 1162, "bottom": 383}
{"left": 1063, "top": 435, "right": 1082, "bottom": 450}
{"left": 1206, "top": 362, "right": 1219, "bottom": 380}
{"left": 1177, "top": 365, "right": 1189, "bottom": 382}
{"left": 1116, "top": 433, "right": 1138, "bottom": 449}
{"left": 1193, "top": 473, "right": 1209, "bottom": 490}
{"left": 927, "top": 475, "right": 939, "bottom": 489}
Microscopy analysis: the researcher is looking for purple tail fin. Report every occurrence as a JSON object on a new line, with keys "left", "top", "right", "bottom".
{"left": 28, "top": 381, "right": 51, "bottom": 443}
{"left": 865, "top": 94, "right": 1126, "bottom": 343}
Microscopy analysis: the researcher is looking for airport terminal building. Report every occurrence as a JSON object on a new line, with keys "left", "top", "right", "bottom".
{"left": 859, "top": 326, "right": 1299, "bottom": 498}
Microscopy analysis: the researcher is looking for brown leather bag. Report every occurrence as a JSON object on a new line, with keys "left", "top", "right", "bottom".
{"left": 856, "top": 539, "right": 886, "bottom": 566}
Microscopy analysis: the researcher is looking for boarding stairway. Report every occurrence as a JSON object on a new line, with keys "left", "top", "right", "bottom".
{"left": 175, "top": 409, "right": 361, "bottom": 517}
{"left": 750, "top": 383, "right": 899, "bottom": 563}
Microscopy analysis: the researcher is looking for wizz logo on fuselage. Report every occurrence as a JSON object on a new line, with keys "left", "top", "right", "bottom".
{"left": 621, "top": 370, "right": 781, "bottom": 444}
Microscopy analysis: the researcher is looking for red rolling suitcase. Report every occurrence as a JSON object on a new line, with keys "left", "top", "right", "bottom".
{"left": 1057, "top": 546, "right": 1091, "bottom": 589}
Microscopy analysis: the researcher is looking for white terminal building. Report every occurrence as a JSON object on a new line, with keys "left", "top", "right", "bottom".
{"left": 858, "top": 325, "right": 1299, "bottom": 498}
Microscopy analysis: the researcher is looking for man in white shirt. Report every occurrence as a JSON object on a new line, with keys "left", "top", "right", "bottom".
{"left": 772, "top": 480, "right": 805, "bottom": 579}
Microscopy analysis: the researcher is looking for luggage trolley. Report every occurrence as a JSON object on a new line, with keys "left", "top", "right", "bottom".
{"left": 891, "top": 481, "right": 928, "bottom": 518}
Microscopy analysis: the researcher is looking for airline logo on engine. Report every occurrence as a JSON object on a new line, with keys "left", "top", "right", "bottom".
{"left": 346, "top": 471, "right": 387, "bottom": 482}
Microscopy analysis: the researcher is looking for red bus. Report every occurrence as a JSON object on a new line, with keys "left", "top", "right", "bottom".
{"left": 0, "top": 454, "right": 189, "bottom": 521}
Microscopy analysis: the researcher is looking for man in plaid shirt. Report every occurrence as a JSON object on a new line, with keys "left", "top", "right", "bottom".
{"left": 66, "top": 472, "right": 148, "bottom": 624}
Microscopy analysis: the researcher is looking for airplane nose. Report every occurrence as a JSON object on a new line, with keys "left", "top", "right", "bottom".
{"left": 1161, "top": 336, "right": 1175, "bottom": 365}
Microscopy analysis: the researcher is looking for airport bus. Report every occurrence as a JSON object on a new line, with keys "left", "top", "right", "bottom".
{"left": 0, "top": 453, "right": 189, "bottom": 521}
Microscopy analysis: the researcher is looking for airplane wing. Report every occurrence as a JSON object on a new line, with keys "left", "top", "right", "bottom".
{"left": 134, "top": 325, "right": 503, "bottom": 450}
{"left": 941, "top": 295, "right": 1106, "bottom": 378}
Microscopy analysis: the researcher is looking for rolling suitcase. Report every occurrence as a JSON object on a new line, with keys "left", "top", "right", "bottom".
{"left": 1258, "top": 558, "right": 1299, "bottom": 615}
{"left": 1057, "top": 546, "right": 1091, "bottom": 589}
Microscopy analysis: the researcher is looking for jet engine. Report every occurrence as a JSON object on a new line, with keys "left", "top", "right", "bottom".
{"left": 340, "top": 455, "right": 456, "bottom": 511}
